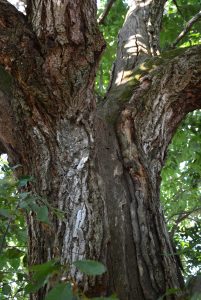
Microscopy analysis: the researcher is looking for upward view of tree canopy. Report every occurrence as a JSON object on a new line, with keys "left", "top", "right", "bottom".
{"left": 0, "top": 0, "right": 201, "bottom": 299}
{"left": 161, "top": 111, "right": 201, "bottom": 277}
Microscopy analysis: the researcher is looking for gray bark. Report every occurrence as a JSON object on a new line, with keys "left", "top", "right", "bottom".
{"left": 107, "top": 0, "right": 166, "bottom": 91}
{"left": 0, "top": 0, "right": 201, "bottom": 299}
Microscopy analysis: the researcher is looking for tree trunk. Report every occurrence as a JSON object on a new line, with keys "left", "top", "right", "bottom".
{"left": 0, "top": 0, "right": 201, "bottom": 299}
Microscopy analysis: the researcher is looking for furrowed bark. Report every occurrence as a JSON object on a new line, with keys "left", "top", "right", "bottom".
{"left": 0, "top": 0, "right": 45, "bottom": 92}
{"left": 25, "top": 0, "right": 105, "bottom": 118}
{"left": 107, "top": 0, "right": 166, "bottom": 91}
{"left": 0, "top": 65, "right": 16, "bottom": 156}
{"left": 97, "top": 44, "right": 201, "bottom": 299}
{"left": 0, "top": 89, "right": 17, "bottom": 158}
{"left": 0, "top": 0, "right": 201, "bottom": 299}
{"left": 114, "top": 45, "right": 201, "bottom": 299}
{"left": 0, "top": 0, "right": 108, "bottom": 299}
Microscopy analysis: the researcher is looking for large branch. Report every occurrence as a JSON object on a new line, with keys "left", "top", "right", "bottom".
{"left": 114, "top": 46, "right": 201, "bottom": 176}
{"left": 25, "top": 0, "right": 105, "bottom": 118}
{"left": 169, "top": 206, "right": 201, "bottom": 238}
{"left": 105, "top": 0, "right": 166, "bottom": 93}
{"left": 172, "top": 0, "right": 185, "bottom": 20}
{"left": 99, "top": 46, "right": 201, "bottom": 197}
{"left": 26, "top": 0, "right": 104, "bottom": 47}
{"left": 0, "top": 0, "right": 57, "bottom": 156}
{"left": 171, "top": 10, "right": 201, "bottom": 48}
{"left": 0, "top": 0, "right": 46, "bottom": 93}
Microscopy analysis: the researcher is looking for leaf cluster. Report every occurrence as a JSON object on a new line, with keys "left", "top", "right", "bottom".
{"left": 0, "top": 159, "right": 118, "bottom": 300}
{"left": 161, "top": 0, "right": 201, "bottom": 49}
{"left": 161, "top": 110, "right": 201, "bottom": 277}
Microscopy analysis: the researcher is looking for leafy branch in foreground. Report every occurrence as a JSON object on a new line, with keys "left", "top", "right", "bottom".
{"left": 161, "top": 110, "right": 201, "bottom": 277}
{"left": 171, "top": 9, "right": 201, "bottom": 48}
{"left": 0, "top": 159, "right": 118, "bottom": 300}
{"left": 25, "top": 259, "right": 116, "bottom": 300}
{"left": 98, "top": 0, "right": 116, "bottom": 25}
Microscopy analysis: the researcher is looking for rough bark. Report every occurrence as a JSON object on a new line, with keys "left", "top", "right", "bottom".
{"left": 0, "top": 0, "right": 201, "bottom": 300}
{"left": 98, "top": 45, "right": 201, "bottom": 299}
{"left": 107, "top": 0, "right": 166, "bottom": 90}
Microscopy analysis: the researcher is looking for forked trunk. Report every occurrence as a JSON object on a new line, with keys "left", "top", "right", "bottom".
{"left": 0, "top": 0, "right": 201, "bottom": 299}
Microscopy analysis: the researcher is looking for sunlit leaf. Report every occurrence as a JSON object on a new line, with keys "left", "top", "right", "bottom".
{"left": 6, "top": 247, "right": 25, "bottom": 259}
{"left": 74, "top": 260, "right": 106, "bottom": 276}
{"left": 0, "top": 208, "right": 12, "bottom": 218}
{"left": 2, "top": 283, "right": 12, "bottom": 295}
{"left": 45, "top": 282, "right": 73, "bottom": 300}
{"left": 35, "top": 205, "right": 50, "bottom": 224}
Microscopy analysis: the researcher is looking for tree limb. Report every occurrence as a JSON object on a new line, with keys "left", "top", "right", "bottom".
{"left": 168, "top": 205, "right": 201, "bottom": 223}
{"left": 171, "top": 10, "right": 201, "bottom": 48}
{"left": 163, "top": 186, "right": 198, "bottom": 208}
{"left": 169, "top": 206, "right": 201, "bottom": 238}
{"left": 98, "top": 0, "right": 116, "bottom": 25}
{"left": 172, "top": 0, "right": 185, "bottom": 20}
{"left": 104, "top": 0, "right": 166, "bottom": 95}
{"left": 0, "top": 0, "right": 44, "bottom": 90}
{"left": 101, "top": 45, "right": 201, "bottom": 176}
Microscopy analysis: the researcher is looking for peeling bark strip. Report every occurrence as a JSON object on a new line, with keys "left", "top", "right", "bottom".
{"left": 0, "top": 0, "right": 201, "bottom": 299}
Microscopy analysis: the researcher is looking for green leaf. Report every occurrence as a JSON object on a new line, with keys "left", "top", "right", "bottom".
{"left": 19, "top": 192, "right": 31, "bottom": 200}
{"left": 17, "top": 272, "right": 26, "bottom": 281}
{"left": 19, "top": 199, "right": 30, "bottom": 210}
{"left": 2, "top": 283, "right": 12, "bottom": 295}
{"left": 0, "top": 208, "right": 12, "bottom": 218}
{"left": 45, "top": 283, "right": 73, "bottom": 300}
{"left": 9, "top": 259, "right": 20, "bottom": 271}
{"left": 0, "top": 271, "right": 5, "bottom": 281}
{"left": 25, "top": 260, "right": 61, "bottom": 294}
{"left": 0, "top": 255, "right": 7, "bottom": 269}
{"left": 73, "top": 260, "right": 106, "bottom": 276}
{"left": 6, "top": 247, "right": 24, "bottom": 259}
{"left": 35, "top": 205, "right": 50, "bottom": 224}
{"left": 25, "top": 281, "right": 44, "bottom": 294}
{"left": 18, "top": 176, "right": 33, "bottom": 187}
{"left": 158, "top": 288, "right": 180, "bottom": 300}
{"left": 190, "top": 294, "right": 201, "bottom": 300}
{"left": 30, "top": 260, "right": 60, "bottom": 275}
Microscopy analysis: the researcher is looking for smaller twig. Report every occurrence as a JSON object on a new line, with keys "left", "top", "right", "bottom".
{"left": 172, "top": 0, "right": 185, "bottom": 20}
{"left": 171, "top": 10, "right": 201, "bottom": 48}
{"left": 169, "top": 206, "right": 201, "bottom": 239}
{"left": 163, "top": 186, "right": 192, "bottom": 208}
{"left": 98, "top": 0, "right": 116, "bottom": 25}
{"left": 167, "top": 205, "right": 201, "bottom": 223}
